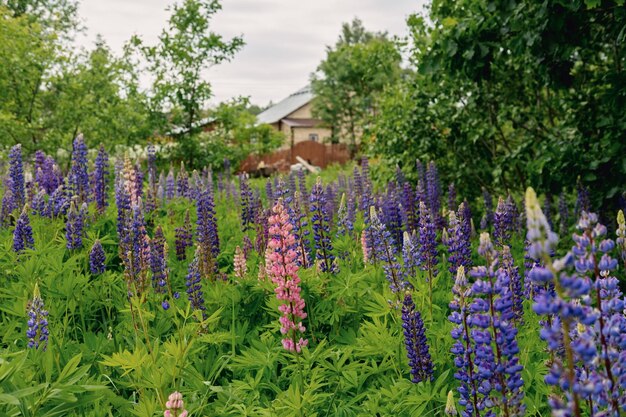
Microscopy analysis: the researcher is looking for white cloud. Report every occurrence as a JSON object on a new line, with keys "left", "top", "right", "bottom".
{"left": 76, "top": 0, "right": 426, "bottom": 106}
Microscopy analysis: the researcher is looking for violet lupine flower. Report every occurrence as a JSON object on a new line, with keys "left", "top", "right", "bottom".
{"left": 31, "top": 190, "right": 46, "bottom": 217}
{"left": 617, "top": 210, "right": 626, "bottom": 268}
{"left": 426, "top": 161, "right": 442, "bottom": 228}
{"left": 381, "top": 185, "right": 403, "bottom": 248}
{"left": 493, "top": 196, "right": 513, "bottom": 245}
{"left": 447, "top": 183, "right": 457, "bottom": 213}
{"left": 48, "top": 182, "right": 71, "bottom": 218}
{"left": 469, "top": 265, "right": 525, "bottom": 416}
{"left": 196, "top": 187, "right": 220, "bottom": 279}
{"left": 402, "top": 231, "right": 419, "bottom": 278}
{"left": 233, "top": 245, "right": 247, "bottom": 281}
{"left": 290, "top": 191, "right": 311, "bottom": 268}
{"left": 525, "top": 187, "right": 589, "bottom": 417}
{"left": 176, "top": 162, "right": 189, "bottom": 198}
{"left": 13, "top": 206, "right": 34, "bottom": 253}
{"left": 369, "top": 207, "right": 410, "bottom": 296}
{"left": 482, "top": 187, "right": 493, "bottom": 229}
{"left": 186, "top": 250, "right": 207, "bottom": 319}
{"left": 415, "top": 159, "right": 426, "bottom": 185}
{"left": 336, "top": 193, "right": 353, "bottom": 238}
{"left": 288, "top": 172, "right": 297, "bottom": 198}
{"left": 33, "top": 150, "right": 46, "bottom": 180}
{"left": 352, "top": 166, "right": 363, "bottom": 209}
{"left": 65, "top": 199, "right": 86, "bottom": 250}
{"left": 239, "top": 174, "right": 255, "bottom": 231}
{"left": 459, "top": 201, "right": 472, "bottom": 241}
{"left": 297, "top": 168, "right": 308, "bottom": 208}
{"left": 446, "top": 210, "right": 472, "bottom": 275}
{"left": 449, "top": 266, "right": 490, "bottom": 417}
{"left": 500, "top": 246, "right": 524, "bottom": 323}
{"left": 175, "top": 210, "right": 193, "bottom": 261}
{"left": 26, "top": 283, "right": 49, "bottom": 351}
{"left": 574, "top": 179, "right": 590, "bottom": 219}
{"left": 361, "top": 230, "right": 369, "bottom": 264}
{"left": 310, "top": 177, "right": 337, "bottom": 273}
{"left": 69, "top": 134, "right": 90, "bottom": 203}
{"left": 40, "top": 156, "right": 61, "bottom": 194}
{"left": 120, "top": 205, "right": 151, "bottom": 296}
{"left": 401, "top": 292, "right": 433, "bottom": 383}
{"left": 558, "top": 191, "right": 569, "bottom": 235}
{"left": 9, "top": 144, "right": 25, "bottom": 210}
{"left": 418, "top": 202, "right": 438, "bottom": 315}
{"left": 164, "top": 391, "right": 188, "bottom": 417}
{"left": 265, "top": 179, "right": 274, "bottom": 203}
{"left": 150, "top": 226, "right": 169, "bottom": 294}
{"left": 90, "top": 239, "right": 106, "bottom": 274}
{"left": 402, "top": 181, "right": 418, "bottom": 232}
{"left": 93, "top": 144, "right": 109, "bottom": 214}
{"left": 265, "top": 198, "right": 308, "bottom": 353}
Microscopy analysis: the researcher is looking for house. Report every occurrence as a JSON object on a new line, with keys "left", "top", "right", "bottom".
{"left": 169, "top": 116, "right": 217, "bottom": 137}
{"left": 256, "top": 86, "right": 331, "bottom": 148}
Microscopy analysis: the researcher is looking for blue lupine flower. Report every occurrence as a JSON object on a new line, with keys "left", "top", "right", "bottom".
{"left": 401, "top": 292, "right": 433, "bottom": 383}
{"left": 27, "top": 284, "right": 49, "bottom": 351}
{"left": 446, "top": 209, "right": 472, "bottom": 275}
{"left": 310, "top": 177, "right": 337, "bottom": 273}
{"left": 69, "top": 134, "right": 90, "bottom": 203}
{"left": 196, "top": 186, "right": 220, "bottom": 279}
{"left": 90, "top": 239, "right": 106, "bottom": 275}
{"left": 93, "top": 144, "right": 109, "bottom": 214}
{"left": 65, "top": 199, "right": 86, "bottom": 250}
{"left": 186, "top": 251, "right": 207, "bottom": 319}
{"left": 369, "top": 207, "right": 409, "bottom": 295}
{"left": 13, "top": 206, "right": 34, "bottom": 254}
{"left": 9, "top": 144, "right": 25, "bottom": 211}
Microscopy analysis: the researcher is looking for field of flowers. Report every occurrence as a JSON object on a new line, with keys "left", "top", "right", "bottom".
{"left": 1, "top": 136, "right": 625, "bottom": 417}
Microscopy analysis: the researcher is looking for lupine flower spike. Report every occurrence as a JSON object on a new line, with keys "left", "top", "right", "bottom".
{"left": 164, "top": 391, "right": 188, "bottom": 417}
{"left": 617, "top": 210, "right": 626, "bottom": 268}
{"left": 90, "top": 240, "right": 106, "bottom": 274}
{"left": 233, "top": 245, "right": 247, "bottom": 281}
{"left": 27, "top": 283, "right": 49, "bottom": 351}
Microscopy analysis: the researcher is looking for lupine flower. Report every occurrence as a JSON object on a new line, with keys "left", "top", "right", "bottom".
{"left": 369, "top": 207, "right": 410, "bottom": 296}
{"left": 290, "top": 191, "right": 311, "bottom": 268}
{"left": 447, "top": 183, "right": 457, "bottom": 213}
{"left": 165, "top": 168, "right": 176, "bottom": 200}
{"left": 115, "top": 170, "right": 132, "bottom": 241}
{"left": 418, "top": 202, "right": 438, "bottom": 315}
{"left": 445, "top": 391, "right": 457, "bottom": 416}
{"left": 40, "top": 156, "right": 61, "bottom": 195}
{"left": 381, "top": 185, "right": 403, "bottom": 248}
{"left": 574, "top": 179, "right": 590, "bottom": 218}
{"left": 500, "top": 246, "right": 524, "bottom": 323}
{"left": 196, "top": 187, "right": 220, "bottom": 279}
{"left": 310, "top": 177, "right": 337, "bottom": 273}
{"left": 176, "top": 162, "right": 189, "bottom": 198}
{"left": 401, "top": 181, "right": 418, "bottom": 232}
{"left": 175, "top": 210, "right": 193, "bottom": 261}
{"left": 9, "top": 144, "right": 25, "bottom": 210}
{"left": 33, "top": 150, "right": 46, "bottom": 183}
{"left": 493, "top": 196, "right": 512, "bottom": 245}
{"left": 402, "top": 231, "right": 419, "bottom": 278}
{"left": 90, "top": 239, "right": 106, "bottom": 274}
{"left": 415, "top": 159, "right": 426, "bottom": 185}
{"left": 26, "top": 283, "right": 49, "bottom": 351}
{"left": 265, "top": 199, "right": 308, "bottom": 352}
{"left": 186, "top": 249, "right": 207, "bottom": 319}
{"left": 48, "top": 182, "right": 71, "bottom": 218}
{"left": 69, "top": 134, "right": 90, "bottom": 203}
{"left": 446, "top": 209, "right": 471, "bottom": 275}
{"left": 164, "top": 391, "right": 188, "bottom": 417}
{"left": 1, "top": 187, "right": 15, "bottom": 226}
{"left": 426, "top": 161, "right": 443, "bottom": 228}
{"left": 147, "top": 143, "right": 157, "bottom": 183}
{"left": 66, "top": 199, "right": 87, "bottom": 250}
{"left": 297, "top": 168, "right": 308, "bottom": 209}
{"left": 13, "top": 206, "right": 34, "bottom": 254}
{"left": 401, "top": 292, "right": 433, "bottom": 383}
{"left": 239, "top": 174, "right": 255, "bottom": 231}
{"left": 459, "top": 201, "right": 473, "bottom": 240}
{"left": 233, "top": 245, "right": 247, "bottom": 280}
{"left": 93, "top": 144, "right": 109, "bottom": 214}
{"left": 31, "top": 189, "right": 46, "bottom": 217}
{"left": 255, "top": 208, "right": 270, "bottom": 255}
{"left": 150, "top": 226, "right": 169, "bottom": 294}
{"left": 336, "top": 193, "right": 353, "bottom": 238}
{"left": 120, "top": 205, "right": 151, "bottom": 296}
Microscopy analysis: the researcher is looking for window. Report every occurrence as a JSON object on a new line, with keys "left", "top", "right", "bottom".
{"left": 309, "top": 133, "right": 319, "bottom": 142}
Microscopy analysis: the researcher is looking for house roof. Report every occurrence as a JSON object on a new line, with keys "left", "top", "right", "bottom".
{"left": 169, "top": 116, "right": 217, "bottom": 136}
{"left": 281, "top": 118, "right": 320, "bottom": 128}
{"left": 256, "top": 86, "right": 313, "bottom": 125}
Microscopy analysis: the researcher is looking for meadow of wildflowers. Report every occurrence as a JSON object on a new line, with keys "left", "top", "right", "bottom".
{"left": 0, "top": 139, "right": 625, "bottom": 417}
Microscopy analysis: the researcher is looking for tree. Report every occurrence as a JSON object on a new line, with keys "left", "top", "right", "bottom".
{"left": 310, "top": 18, "right": 402, "bottom": 152}
{"left": 134, "top": 0, "right": 244, "bottom": 167}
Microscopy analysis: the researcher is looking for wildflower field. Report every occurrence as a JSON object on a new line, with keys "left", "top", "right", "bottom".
{"left": 1, "top": 137, "right": 626, "bottom": 417}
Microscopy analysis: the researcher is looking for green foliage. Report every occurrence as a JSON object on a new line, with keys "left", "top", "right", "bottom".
{"left": 370, "top": 1, "right": 626, "bottom": 210}
{"left": 311, "top": 18, "right": 402, "bottom": 150}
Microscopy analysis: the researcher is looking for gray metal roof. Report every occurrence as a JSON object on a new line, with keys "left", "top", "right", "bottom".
{"left": 256, "top": 86, "right": 313, "bottom": 125}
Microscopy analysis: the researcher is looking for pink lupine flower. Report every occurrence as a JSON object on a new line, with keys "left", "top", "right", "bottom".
{"left": 164, "top": 391, "right": 188, "bottom": 417}
{"left": 233, "top": 245, "right": 247, "bottom": 280}
{"left": 265, "top": 199, "right": 308, "bottom": 352}
{"left": 361, "top": 230, "right": 369, "bottom": 264}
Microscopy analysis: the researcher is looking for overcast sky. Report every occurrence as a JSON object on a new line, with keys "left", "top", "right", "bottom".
{"left": 76, "top": 0, "right": 427, "bottom": 106}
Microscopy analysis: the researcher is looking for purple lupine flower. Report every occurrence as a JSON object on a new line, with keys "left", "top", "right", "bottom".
{"left": 447, "top": 183, "right": 457, "bottom": 213}
{"left": 196, "top": 186, "right": 220, "bottom": 279}
{"left": 352, "top": 166, "right": 363, "bottom": 209}
{"left": 90, "top": 239, "right": 106, "bottom": 274}
{"left": 459, "top": 200, "right": 472, "bottom": 240}
{"left": 500, "top": 246, "right": 524, "bottom": 323}
{"left": 449, "top": 266, "right": 490, "bottom": 417}
{"left": 395, "top": 166, "right": 405, "bottom": 186}
{"left": 381, "top": 185, "right": 403, "bottom": 248}
{"left": 13, "top": 206, "right": 34, "bottom": 253}
{"left": 175, "top": 210, "right": 193, "bottom": 261}
{"left": 288, "top": 172, "right": 297, "bottom": 198}
{"left": 446, "top": 209, "right": 471, "bottom": 275}
{"left": 369, "top": 207, "right": 409, "bottom": 296}
{"left": 401, "top": 181, "right": 418, "bottom": 232}
{"left": 121, "top": 205, "right": 151, "bottom": 296}
{"left": 65, "top": 199, "right": 86, "bottom": 250}
{"left": 617, "top": 210, "right": 626, "bottom": 269}
{"left": 469, "top": 264, "right": 525, "bottom": 416}
{"left": 186, "top": 250, "right": 207, "bottom": 319}
{"left": 48, "top": 182, "right": 71, "bottom": 218}
{"left": 26, "top": 283, "right": 49, "bottom": 350}
{"left": 150, "top": 225, "right": 170, "bottom": 297}
{"left": 493, "top": 196, "right": 513, "bottom": 245}
{"left": 558, "top": 191, "right": 569, "bottom": 235}
{"left": 255, "top": 208, "right": 270, "bottom": 255}
{"left": 324, "top": 184, "right": 336, "bottom": 226}
{"left": 31, "top": 189, "right": 46, "bottom": 217}
{"left": 115, "top": 169, "right": 131, "bottom": 243}
{"left": 297, "top": 168, "right": 308, "bottom": 209}
{"left": 93, "top": 144, "right": 109, "bottom": 214}
{"left": 426, "top": 161, "right": 442, "bottom": 228}
{"left": 415, "top": 159, "right": 426, "bottom": 185}
{"left": 165, "top": 168, "right": 176, "bottom": 200}
{"left": 40, "top": 156, "right": 61, "bottom": 194}
{"left": 505, "top": 194, "right": 521, "bottom": 233}
{"left": 176, "top": 162, "right": 189, "bottom": 198}
{"left": 69, "top": 134, "right": 90, "bottom": 203}
{"left": 265, "top": 179, "right": 274, "bottom": 203}
{"left": 574, "top": 179, "right": 590, "bottom": 219}
{"left": 239, "top": 174, "right": 255, "bottom": 231}
{"left": 8, "top": 144, "right": 24, "bottom": 211}
{"left": 309, "top": 177, "right": 337, "bottom": 273}
{"left": 401, "top": 292, "right": 433, "bottom": 383}
{"left": 134, "top": 162, "right": 145, "bottom": 202}
{"left": 418, "top": 202, "right": 438, "bottom": 315}
{"left": 336, "top": 193, "right": 353, "bottom": 237}
{"left": 290, "top": 191, "right": 311, "bottom": 267}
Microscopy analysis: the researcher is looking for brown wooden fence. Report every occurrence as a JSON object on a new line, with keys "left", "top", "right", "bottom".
{"left": 240, "top": 140, "right": 351, "bottom": 173}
